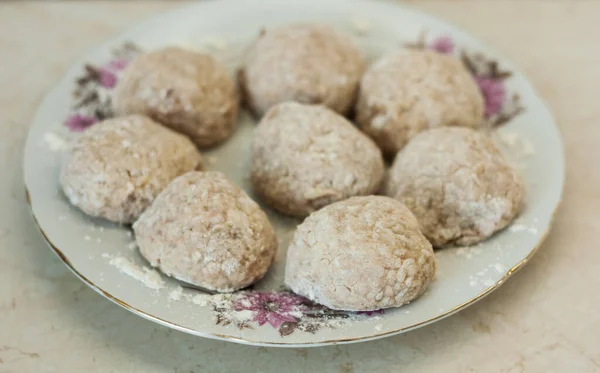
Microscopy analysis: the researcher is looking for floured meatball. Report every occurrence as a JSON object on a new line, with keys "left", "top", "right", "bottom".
{"left": 356, "top": 50, "right": 484, "bottom": 156}
{"left": 285, "top": 196, "right": 436, "bottom": 311}
{"left": 240, "top": 23, "right": 365, "bottom": 116}
{"left": 133, "top": 172, "right": 277, "bottom": 292}
{"left": 113, "top": 47, "right": 238, "bottom": 148}
{"left": 251, "top": 102, "right": 384, "bottom": 217}
{"left": 60, "top": 115, "right": 202, "bottom": 224}
{"left": 386, "top": 127, "right": 524, "bottom": 247}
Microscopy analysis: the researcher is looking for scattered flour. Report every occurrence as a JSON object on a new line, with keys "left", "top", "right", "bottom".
{"left": 492, "top": 263, "right": 506, "bottom": 273}
{"left": 454, "top": 245, "right": 483, "bottom": 259}
{"left": 374, "top": 323, "right": 383, "bottom": 331}
{"left": 493, "top": 130, "right": 536, "bottom": 162}
{"left": 509, "top": 223, "right": 538, "bottom": 235}
{"left": 127, "top": 241, "right": 138, "bottom": 251}
{"left": 109, "top": 256, "right": 165, "bottom": 290}
{"left": 43, "top": 132, "right": 69, "bottom": 152}
{"left": 84, "top": 235, "right": 91, "bottom": 241}
{"left": 168, "top": 286, "right": 184, "bottom": 301}
{"left": 192, "top": 294, "right": 211, "bottom": 307}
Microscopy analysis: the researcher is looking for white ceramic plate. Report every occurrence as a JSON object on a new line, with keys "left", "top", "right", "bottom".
{"left": 24, "top": 0, "right": 564, "bottom": 347}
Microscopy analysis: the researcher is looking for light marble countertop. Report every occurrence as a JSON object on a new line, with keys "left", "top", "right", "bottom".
{"left": 1, "top": 1, "right": 599, "bottom": 372}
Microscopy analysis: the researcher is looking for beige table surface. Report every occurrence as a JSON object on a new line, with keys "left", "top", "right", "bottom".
{"left": 1, "top": 1, "right": 599, "bottom": 372}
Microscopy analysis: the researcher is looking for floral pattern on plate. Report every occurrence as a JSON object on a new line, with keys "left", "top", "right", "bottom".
{"left": 201, "top": 291, "right": 384, "bottom": 337}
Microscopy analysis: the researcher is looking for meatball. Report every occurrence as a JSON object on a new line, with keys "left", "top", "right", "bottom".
{"left": 60, "top": 115, "right": 202, "bottom": 223}
{"left": 113, "top": 47, "right": 238, "bottom": 148}
{"left": 251, "top": 102, "right": 384, "bottom": 217}
{"left": 240, "top": 23, "right": 365, "bottom": 116}
{"left": 133, "top": 172, "right": 277, "bottom": 292}
{"left": 385, "top": 127, "right": 524, "bottom": 247}
{"left": 356, "top": 50, "right": 484, "bottom": 157}
{"left": 285, "top": 196, "right": 436, "bottom": 311}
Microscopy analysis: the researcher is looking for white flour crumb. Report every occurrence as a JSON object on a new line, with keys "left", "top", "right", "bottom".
{"left": 192, "top": 294, "right": 211, "bottom": 306}
{"left": 58, "top": 215, "right": 67, "bottom": 221}
{"left": 455, "top": 245, "right": 483, "bottom": 259}
{"left": 494, "top": 130, "right": 536, "bottom": 159}
{"left": 351, "top": 17, "right": 371, "bottom": 35}
{"left": 470, "top": 280, "right": 478, "bottom": 287}
{"left": 168, "top": 286, "right": 184, "bottom": 301}
{"left": 43, "top": 132, "right": 69, "bottom": 152}
{"left": 202, "top": 36, "right": 227, "bottom": 51}
{"left": 84, "top": 235, "right": 91, "bottom": 241}
{"left": 492, "top": 263, "right": 505, "bottom": 273}
{"left": 483, "top": 279, "right": 495, "bottom": 287}
{"left": 509, "top": 224, "right": 527, "bottom": 232}
{"left": 96, "top": 238, "right": 102, "bottom": 243}
{"left": 109, "top": 256, "right": 165, "bottom": 290}
{"left": 126, "top": 231, "right": 132, "bottom": 238}
{"left": 230, "top": 310, "right": 254, "bottom": 322}
{"left": 509, "top": 223, "right": 538, "bottom": 234}
{"left": 101, "top": 253, "right": 110, "bottom": 259}
{"left": 127, "top": 241, "right": 138, "bottom": 251}
{"left": 374, "top": 323, "right": 383, "bottom": 331}
{"left": 99, "top": 227, "right": 104, "bottom": 232}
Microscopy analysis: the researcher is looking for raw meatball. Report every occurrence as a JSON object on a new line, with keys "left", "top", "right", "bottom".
{"left": 386, "top": 127, "right": 524, "bottom": 247}
{"left": 113, "top": 47, "right": 238, "bottom": 148}
{"left": 239, "top": 23, "right": 365, "bottom": 116}
{"left": 251, "top": 102, "right": 384, "bottom": 217}
{"left": 356, "top": 50, "right": 484, "bottom": 157}
{"left": 60, "top": 115, "right": 202, "bottom": 224}
{"left": 285, "top": 196, "right": 436, "bottom": 311}
{"left": 133, "top": 172, "right": 277, "bottom": 292}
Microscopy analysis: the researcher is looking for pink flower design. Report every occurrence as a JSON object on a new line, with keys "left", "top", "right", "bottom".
{"left": 98, "top": 68, "right": 117, "bottom": 88}
{"left": 65, "top": 114, "right": 97, "bottom": 132}
{"left": 475, "top": 76, "right": 506, "bottom": 118}
{"left": 429, "top": 36, "right": 454, "bottom": 54}
{"left": 234, "top": 292, "right": 306, "bottom": 328}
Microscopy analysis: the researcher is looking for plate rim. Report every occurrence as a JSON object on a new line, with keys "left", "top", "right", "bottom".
{"left": 26, "top": 188, "right": 561, "bottom": 347}
{"left": 23, "top": 0, "right": 566, "bottom": 347}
